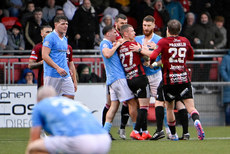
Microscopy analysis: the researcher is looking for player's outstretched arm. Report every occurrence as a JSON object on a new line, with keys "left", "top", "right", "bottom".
{"left": 130, "top": 44, "right": 152, "bottom": 57}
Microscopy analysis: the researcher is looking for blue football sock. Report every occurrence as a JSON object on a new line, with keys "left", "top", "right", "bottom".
{"left": 104, "top": 122, "right": 112, "bottom": 133}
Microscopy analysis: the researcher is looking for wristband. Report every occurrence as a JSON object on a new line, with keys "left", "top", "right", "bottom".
{"left": 151, "top": 62, "right": 158, "bottom": 67}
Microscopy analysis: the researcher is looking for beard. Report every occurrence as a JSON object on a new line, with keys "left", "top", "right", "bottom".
{"left": 143, "top": 29, "right": 153, "bottom": 36}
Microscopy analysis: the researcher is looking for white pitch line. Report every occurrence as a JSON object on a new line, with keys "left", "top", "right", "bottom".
{"left": 189, "top": 137, "right": 230, "bottom": 140}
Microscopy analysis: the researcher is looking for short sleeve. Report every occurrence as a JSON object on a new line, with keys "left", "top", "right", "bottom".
{"left": 43, "top": 34, "right": 53, "bottom": 49}
{"left": 32, "top": 105, "right": 43, "bottom": 127}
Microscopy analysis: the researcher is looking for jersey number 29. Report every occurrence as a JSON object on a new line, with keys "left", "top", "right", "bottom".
{"left": 169, "top": 47, "right": 186, "bottom": 63}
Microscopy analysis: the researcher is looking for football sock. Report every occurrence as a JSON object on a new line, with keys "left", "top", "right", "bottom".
{"left": 104, "top": 122, "right": 112, "bottom": 133}
{"left": 102, "top": 105, "right": 110, "bottom": 126}
{"left": 141, "top": 108, "right": 148, "bottom": 131}
{"left": 134, "top": 109, "right": 143, "bottom": 132}
{"left": 155, "top": 106, "right": 164, "bottom": 132}
{"left": 178, "top": 109, "right": 189, "bottom": 134}
{"left": 168, "top": 120, "right": 176, "bottom": 135}
{"left": 120, "top": 104, "right": 129, "bottom": 129}
{"left": 132, "top": 122, "right": 136, "bottom": 130}
{"left": 191, "top": 110, "right": 200, "bottom": 122}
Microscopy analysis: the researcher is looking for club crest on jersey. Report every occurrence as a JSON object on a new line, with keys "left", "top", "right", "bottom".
{"left": 103, "top": 44, "right": 108, "bottom": 48}
{"left": 44, "top": 41, "right": 49, "bottom": 46}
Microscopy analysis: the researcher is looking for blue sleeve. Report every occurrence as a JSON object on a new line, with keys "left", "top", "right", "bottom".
{"left": 219, "top": 56, "right": 230, "bottom": 81}
{"left": 32, "top": 105, "right": 43, "bottom": 127}
{"left": 43, "top": 34, "right": 53, "bottom": 49}
{"left": 100, "top": 41, "right": 110, "bottom": 52}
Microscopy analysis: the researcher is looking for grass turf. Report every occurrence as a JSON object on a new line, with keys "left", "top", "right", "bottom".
{"left": 0, "top": 126, "right": 229, "bottom": 154}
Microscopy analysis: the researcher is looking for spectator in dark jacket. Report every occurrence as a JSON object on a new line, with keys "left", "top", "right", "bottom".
{"left": 181, "top": 12, "right": 196, "bottom": 46}
{"left": 24, "top": 7, "right": 48, "bottom": 49}
{"left": 70, "top": 0, "right": 99, "bottom": 49}
{"left": 19, "top": 1, "right": 35, "bottom": 27}
{"left": 7, "top": 24, "right": 25, "bottom": 51}
{"left": 191, "top": 12, "right": 223, "bottom": 85}
{"left": 77, "top": 64, "right": 101, "bottom": 83}
{"left": 191, "top": 12, "right": 223, "bottom": 49}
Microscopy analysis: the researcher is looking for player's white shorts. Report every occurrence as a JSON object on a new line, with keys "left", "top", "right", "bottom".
{"left": 109, "top": 78, "right": 134, "bottom": 103}
{"left": 147, "top": 70, "right": 162, "bottom": 97}
{"left": 44, "top": 134, "right": 111, "bottom": 154}
{"left": 44, "top": 76, "right": 75, "bottom": 96}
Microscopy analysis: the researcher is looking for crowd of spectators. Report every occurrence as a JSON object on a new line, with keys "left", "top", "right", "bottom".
{"left": 0, "top": 0, "right": 229, "bottom": 51}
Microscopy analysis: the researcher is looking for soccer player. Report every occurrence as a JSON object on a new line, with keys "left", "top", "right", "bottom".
{"left": 29, "top": 25, "right": 78, "bottom": 92}
{"left": 118, "top": 24, "right": 151, "bottom": 140}
{"left": 150, "top": 19, "right": 205, "bottom": 140}
{"left": 100, "top": 25, "right": 138, "bottom": 140}
{"left": 135, "top": 15, "right": 190, "bottom": 140}
{"left": 42, "top": 16, "right": 75, "bottom": 99}
{"left": 29, "top": 25, "right": 52, "bottom": 88}
{"left": 101, "top": 14, "right": 129, "bottom": 139}
{"left": 135, "top": 15, "right": 171, "bottom": 140}
{"left": 26, "top": 86, "right": 111, "bottom": 154}
{"left": 114, "top": 14, "right": 130, "bottom": 139}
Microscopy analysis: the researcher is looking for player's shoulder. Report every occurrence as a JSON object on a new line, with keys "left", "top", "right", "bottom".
{"left": 153, "top": 33, "right": 162, "bottom": 40}
{"left": 158, "top": 37, "right": 168, "bottom": 43}
{"left": 100, "top": 39, "right": 112, "bottom": 49}
{"left": 33, "top": 42, "right": 43, "bottom": 49}
{"left": 135, "top": 35, "right": 144, "bottom": 40}
{"left": 68, "top": 44, "right": 73, "bottom": 50}
{"left": 178, "top": 36, "right": 189, "bottom": 41}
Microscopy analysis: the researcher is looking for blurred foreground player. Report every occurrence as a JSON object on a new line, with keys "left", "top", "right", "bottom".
{"left": 26, "top": 86, "right": 111, "bottom": 154}
{"left": 150, "top": 19, "right": 205, "bottom": 140}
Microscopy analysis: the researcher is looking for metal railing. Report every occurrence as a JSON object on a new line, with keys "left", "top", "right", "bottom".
{"left": 0, "top": 49, "right": 229, "bottom": 84}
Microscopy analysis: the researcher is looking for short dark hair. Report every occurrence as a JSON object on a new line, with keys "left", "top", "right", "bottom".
{"left": 54, "top": 16, "right": 68, "bottom": 23}
{"left": 143, "top": 15, "right": 155, "bottom": 23}
{"left": 41, "top": 25, "right": 52, "bottom": 31}
{"left": 167, "top": 19, "right": 181, "bottom": 35}
{"left": 102, "top": 25, "right": 114, "bottom": 35}
{"left": 56, "top": 8, "right": 64, "bottom": 13}
{"left": 33, "top": 7, "right": 42, "bottom": 14}
{"left": 120, "top": 24, "right": 132, "bottom": 36}
{"left": 115, "top": 14, "right": 127, "bottom": 22}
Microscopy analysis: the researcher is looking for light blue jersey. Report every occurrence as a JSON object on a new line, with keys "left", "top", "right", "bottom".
{"left": 135, "top": 34, "right": 162, "bottom": 76}
{"left": 100, "top": 39, "right": 126, "bottom": 85}
{"left": 32, "top": 96, "right": 107, "bottom": 136}
{"left": 43, "top": 30, "right": 70, "bottom": 78}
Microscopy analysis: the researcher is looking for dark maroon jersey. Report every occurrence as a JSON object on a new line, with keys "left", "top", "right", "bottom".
{"left": 117, "top": 41, "right": 145, "bottom": 79}
{"left": 66, "top": 44, "right": 73, "bottom": 66}
{"left": 150, "top": 36, "right": 194, "bottom": 85}
{"left": 30, "top": 42, "right": 43, "bottom": 87}
{"left": 115, "top": 29, "right": 122, "bottom": 41}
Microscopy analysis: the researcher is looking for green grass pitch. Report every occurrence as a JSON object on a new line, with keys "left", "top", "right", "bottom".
{"left": 0, "top": 126, "right": 229, "bottom": 154}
